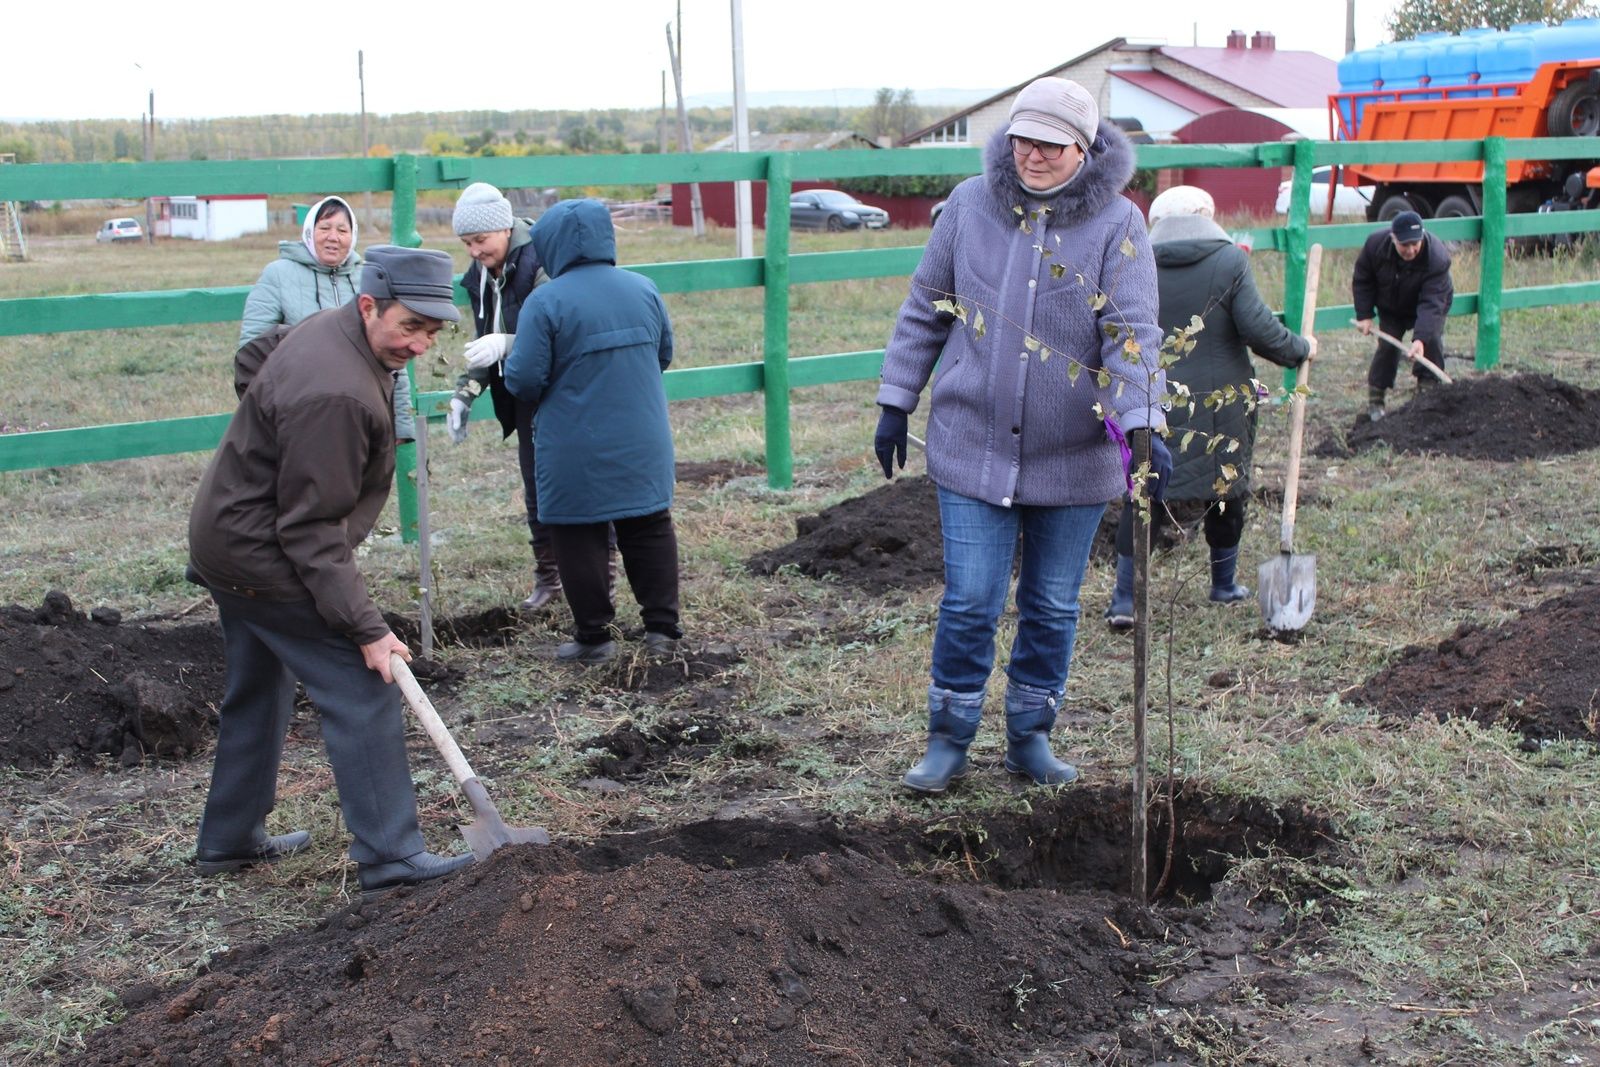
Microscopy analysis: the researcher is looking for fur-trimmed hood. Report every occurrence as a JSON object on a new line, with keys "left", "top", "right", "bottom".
{"left": 980, "top": 122, "right": 1137, "bottom": 230}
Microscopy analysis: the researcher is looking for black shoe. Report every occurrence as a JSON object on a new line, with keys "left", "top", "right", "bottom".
{"left": 642, "top": 631, "right": 680, "bottom": 654}
{"left": 357, "top": 850, "right": 474, "bottom": 892}
{"left": 195, "top": 830, "right": 312, "bottom": 876}
{"left": 556, "top": 638, "right": 616, "bottom": 663}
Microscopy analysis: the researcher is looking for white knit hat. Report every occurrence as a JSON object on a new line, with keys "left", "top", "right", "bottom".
{"left": 452, "top": 182, "right": 514, "bottom": 236}
{"left": 1148, "top": 185, "right": 1216, "bottom": 223}
{"left": 1006, "top": 77, "right": 1099, "bottom": 155}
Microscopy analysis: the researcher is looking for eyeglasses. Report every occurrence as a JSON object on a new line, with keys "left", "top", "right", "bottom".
{"left": 1010, "top": 135, "right": 1068, "bottom": 161}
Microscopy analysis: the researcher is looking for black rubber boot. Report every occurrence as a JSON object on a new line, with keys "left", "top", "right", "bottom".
{"left": 1104, "top": 553, "right": 1135, "bottom": 632}
{"left": 1367, "top": 385, "right": 1386, "bottom": 422}
{"left": 1208, "top": 546, "right": 1250, "bottom": 604}
{"left": 902, "top": 686, "right": 984, "bottom": 794}
{"left": 1002, "top": 681, "right": 1078, "bottom": 786}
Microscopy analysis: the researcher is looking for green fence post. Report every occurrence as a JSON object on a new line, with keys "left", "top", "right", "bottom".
{"left": 391, "top": 153, "right": 422, "bottom": 543}
{"left": 763, "top": 152, "right": 794, "bottom": 490}
{"left": 1477, "top": 137, "right": 1507, "bottom": 370}
{"left": 1280, "top": 139, "right": 1315, "bottom": 392}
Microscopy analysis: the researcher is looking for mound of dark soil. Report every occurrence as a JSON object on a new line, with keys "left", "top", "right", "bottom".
{"left": 0, "top": 591, "right": 225, "bottom": 768}
{"left": 1326, "top": 372, "right": 1600, "bottom": 460}
{"left": 1347, "top": 582, "right": 1600, "bottom": 742}
{"left": 747, "top": 476, "right": 944, "bottom": 592}
{"left": 74, "top": 786, "right": 1337, "bottom": 1067}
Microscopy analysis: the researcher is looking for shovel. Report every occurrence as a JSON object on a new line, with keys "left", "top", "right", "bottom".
{"left": 1355, "top": 321, "right": 1454, "bottom": 384}
{"left": 390, "top": 654, "right": 551, "bottom": 859}
{"left": 1258, "top": 244, "right": 1323, "bottom": 635}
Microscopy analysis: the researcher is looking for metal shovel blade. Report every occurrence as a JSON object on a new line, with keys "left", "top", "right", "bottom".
{"left": 458, "top": 777, "right": 551, "bottom": 862}
{"left": 1257, "top": 551, "right": 1317, "bottom": 634}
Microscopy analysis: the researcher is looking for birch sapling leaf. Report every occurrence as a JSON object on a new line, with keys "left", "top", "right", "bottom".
{"left": 972, "top": 309, "right": 986, "bottom": 338}
{"left": 1180, "top": 430, "right": 1196, "bottom": 452}
{"left": 1089, "top": 292, "right": 1108, "bottom": 311}
{"left": 1096, "top": 368, "right": 1111, "bottom": 388}
{"left": 1023, "top": 335, "right": 1041, "bottom": 352}
{"left": 1050, "top": 263, "right": 1066, "bottom": 279}
{"left": 1119, "top": 236, "right": 1136, "bottom": 257}
{"left": 1067, "top": 359, "right": 1081, "bottom": 382}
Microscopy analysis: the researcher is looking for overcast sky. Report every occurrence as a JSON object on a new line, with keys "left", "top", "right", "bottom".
{"left": 4, "top": 0, "right": 1391, "bottom": 122}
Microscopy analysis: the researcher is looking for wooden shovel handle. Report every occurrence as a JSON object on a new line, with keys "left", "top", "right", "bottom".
{"left": 1279, "top": 244, "right": 1322, "bottom": 554}
{"left": 391, "top": 654, "right": 477, "bottom": 787}
{"left": 1364, "top": 322, "right": 1455, "bottom": 384}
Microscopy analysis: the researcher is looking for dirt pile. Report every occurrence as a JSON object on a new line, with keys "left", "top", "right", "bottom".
{"left": 747, "top": 475, "right": 944, "bottom": 592}
{"left": 1326, "top": 372, "right": 1600, "bottom": 460}
{"left": 0, "top": 591, "right": 224, "bottom": 768}
{"left": 1348, "top": 581, "right": 1600, "bottom": 743}
{"left": 73, "top": 787, "right": 1337, "bottom": 1067}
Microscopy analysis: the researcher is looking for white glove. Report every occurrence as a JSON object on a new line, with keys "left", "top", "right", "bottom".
{"left": 447, "top": 397, "right": 471, "bottom": 444}
{"left": 463, "top": 333, "right": 512, "bottom": 371}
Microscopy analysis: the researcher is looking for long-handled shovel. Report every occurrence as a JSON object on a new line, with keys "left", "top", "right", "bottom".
{"left": 391, "top": 654, "right": 550, "bottom": 859}
{"left": 1354, "top": 320, "right": 1453, "bottom": 384}
{"left": 1258, "top": 244, "right": 1323, "bottom": 635}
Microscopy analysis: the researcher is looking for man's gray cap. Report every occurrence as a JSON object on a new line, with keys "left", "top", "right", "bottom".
{"left": 360, "top": 245, "right": 461, "bottom": 322}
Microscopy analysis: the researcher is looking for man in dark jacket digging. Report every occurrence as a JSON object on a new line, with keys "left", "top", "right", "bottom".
{"left": 188, "top": 245, "right": 473, "bottom": 893}
{"left": 1352, "top": 210, "right": 1453, "bottom": 420}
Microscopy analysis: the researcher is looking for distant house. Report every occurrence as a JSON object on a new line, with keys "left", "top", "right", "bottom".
{"left": 152, "top": 195, "right": 270, "bottom": 241}
{"left": 902, "top": 33, "right": 1338, "bottom": 215}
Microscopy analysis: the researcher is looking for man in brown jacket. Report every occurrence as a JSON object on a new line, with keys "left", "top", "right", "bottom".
{"left": 189, "top": 245, "right": 472, "bottom": 893}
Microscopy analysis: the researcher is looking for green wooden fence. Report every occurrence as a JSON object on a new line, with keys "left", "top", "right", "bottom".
{"left": 3, "top": 137, "right": 1600, "bottom": 538}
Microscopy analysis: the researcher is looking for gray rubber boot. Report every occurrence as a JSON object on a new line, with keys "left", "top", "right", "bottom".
{"left": 1002, "top": 680, "right": 1079, "bottom": 786}
{"left": 902, "top": 685, "right": 984, "bottom": 794}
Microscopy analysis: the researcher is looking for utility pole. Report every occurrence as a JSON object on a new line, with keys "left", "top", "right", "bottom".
{"left": 144, "top": 87, "right": 155, "bottom": 245}
{"left": 1345, "top": 0, "right": 1357, "bottom": 53}
{"left": 730, "top": 0, "right": 753, "bottom": 258}
{"left": 359, "top": 50, "right": 373, "bottom": 233}
{"left": 667, "top": 2, "right": 704, "bottom": 237}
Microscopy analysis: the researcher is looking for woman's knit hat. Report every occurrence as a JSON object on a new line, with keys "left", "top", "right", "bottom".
{"left": 1147, "top": 185, "right": 1216, "bottom": 223}
{"left": 452, "top": 182, "right": 514, "bottom": 236}
{"left": 1006, "top": 77, "right": 1099, "bottom": 155}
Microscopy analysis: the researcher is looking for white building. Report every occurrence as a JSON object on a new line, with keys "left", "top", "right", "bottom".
{"left": 153, "top": 195, "right": 269, "bottom": 241}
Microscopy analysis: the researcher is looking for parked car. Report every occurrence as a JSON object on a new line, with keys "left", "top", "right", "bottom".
{"left": 96, "top": 217, "right": 143, "bottom": 243}
{"left": 1275, "top": 167, "right": 1374, "bottom": 217}
{"left": 788, "top": 189, "right": 889, "bottom": 231}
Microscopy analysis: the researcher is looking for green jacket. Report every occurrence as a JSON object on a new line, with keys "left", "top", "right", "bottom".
{"left": 1152, "top": 214, "right": 1309, "bottom": 501}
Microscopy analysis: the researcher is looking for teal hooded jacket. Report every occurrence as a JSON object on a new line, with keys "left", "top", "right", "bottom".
{"left": 503, "top": 199, "right": 675, "bottom": 524}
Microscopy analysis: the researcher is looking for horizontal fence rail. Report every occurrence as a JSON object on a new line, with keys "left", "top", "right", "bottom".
{"left": 4, "top": 136, "right": 1600, "bottom": 518}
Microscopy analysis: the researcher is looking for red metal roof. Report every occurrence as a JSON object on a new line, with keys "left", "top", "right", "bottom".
{"left": 1158, "top": 46, "right": 1337, "bottom": 108}
{"left": 1111, "top": 69, "right": 1230, "bottom": 115}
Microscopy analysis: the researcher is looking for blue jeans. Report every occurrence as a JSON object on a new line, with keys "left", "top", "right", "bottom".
{"left": 931, "top": 487, "right": 1105, "bottom": 694}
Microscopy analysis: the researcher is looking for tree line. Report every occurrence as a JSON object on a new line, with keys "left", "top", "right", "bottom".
{"left": 0, "top": 92, "right": 935, "bottom": 166}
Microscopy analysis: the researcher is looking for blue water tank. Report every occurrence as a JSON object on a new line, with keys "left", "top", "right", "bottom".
{"left": 1380, "top": 39, "right": 1433, "bottom": 91}
{"left": 1528, "top": 16, "right": 1600, "bottom": 65}
{"left": 1479, "top": 23, "right": 1542, "bottom": 86}
{"left": 1337, "top": 45, "right": 1390, "bottom": 134}
{"left": 1426, "top": 34, "right": 1481, "bottom": 90}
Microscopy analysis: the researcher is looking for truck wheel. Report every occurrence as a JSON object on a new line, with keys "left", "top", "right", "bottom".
{"left": 1377, "top": 194, "right": 1425, "bottom": 222}
{"left": 1434, "top": 195, "right": 1475, "bottom": 218}
{"left": 1548, "top": 83, "right": 1600, "bottom": 137}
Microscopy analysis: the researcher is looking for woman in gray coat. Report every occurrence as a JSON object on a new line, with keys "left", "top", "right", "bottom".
{"left": 1104, "top": 185, "right": 1315, "bottom": 629}
{"left": 875, "top": 78, "right": 1170, "bottom": 793}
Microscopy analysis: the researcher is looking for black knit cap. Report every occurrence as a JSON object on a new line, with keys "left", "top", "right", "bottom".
{"left": 1390, "top": 211, "right": 1425, "bottom": 243}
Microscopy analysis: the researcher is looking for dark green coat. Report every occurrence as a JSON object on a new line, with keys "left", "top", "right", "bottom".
{"left": 1153, "top": 215, "right": 1310, "bottom": 501}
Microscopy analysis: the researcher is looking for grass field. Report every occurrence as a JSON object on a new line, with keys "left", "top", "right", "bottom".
{"left": 3, "top": 211, "right": 1600, "bottom": 1064}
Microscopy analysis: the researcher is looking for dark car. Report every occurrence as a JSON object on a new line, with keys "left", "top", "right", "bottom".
{"left": 787, "top": 189, "right": 889, "bottom": 232}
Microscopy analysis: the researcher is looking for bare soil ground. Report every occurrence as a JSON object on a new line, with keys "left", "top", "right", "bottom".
{"left": 1321, "top": 371, "right": 1600, "bottom": 460}
{"left": 1348, "top": 577, "right": 1600, "bottom": 744}
{"left": 0, "top": 591, "right": 223, "bottom": 768}
{"left": 70, "top": 786, "right": 1337, "bottom": 1067}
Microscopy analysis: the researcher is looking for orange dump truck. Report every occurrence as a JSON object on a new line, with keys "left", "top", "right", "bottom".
{"left": 1329, "top": 59, "right": 1600, "bottom": 220}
